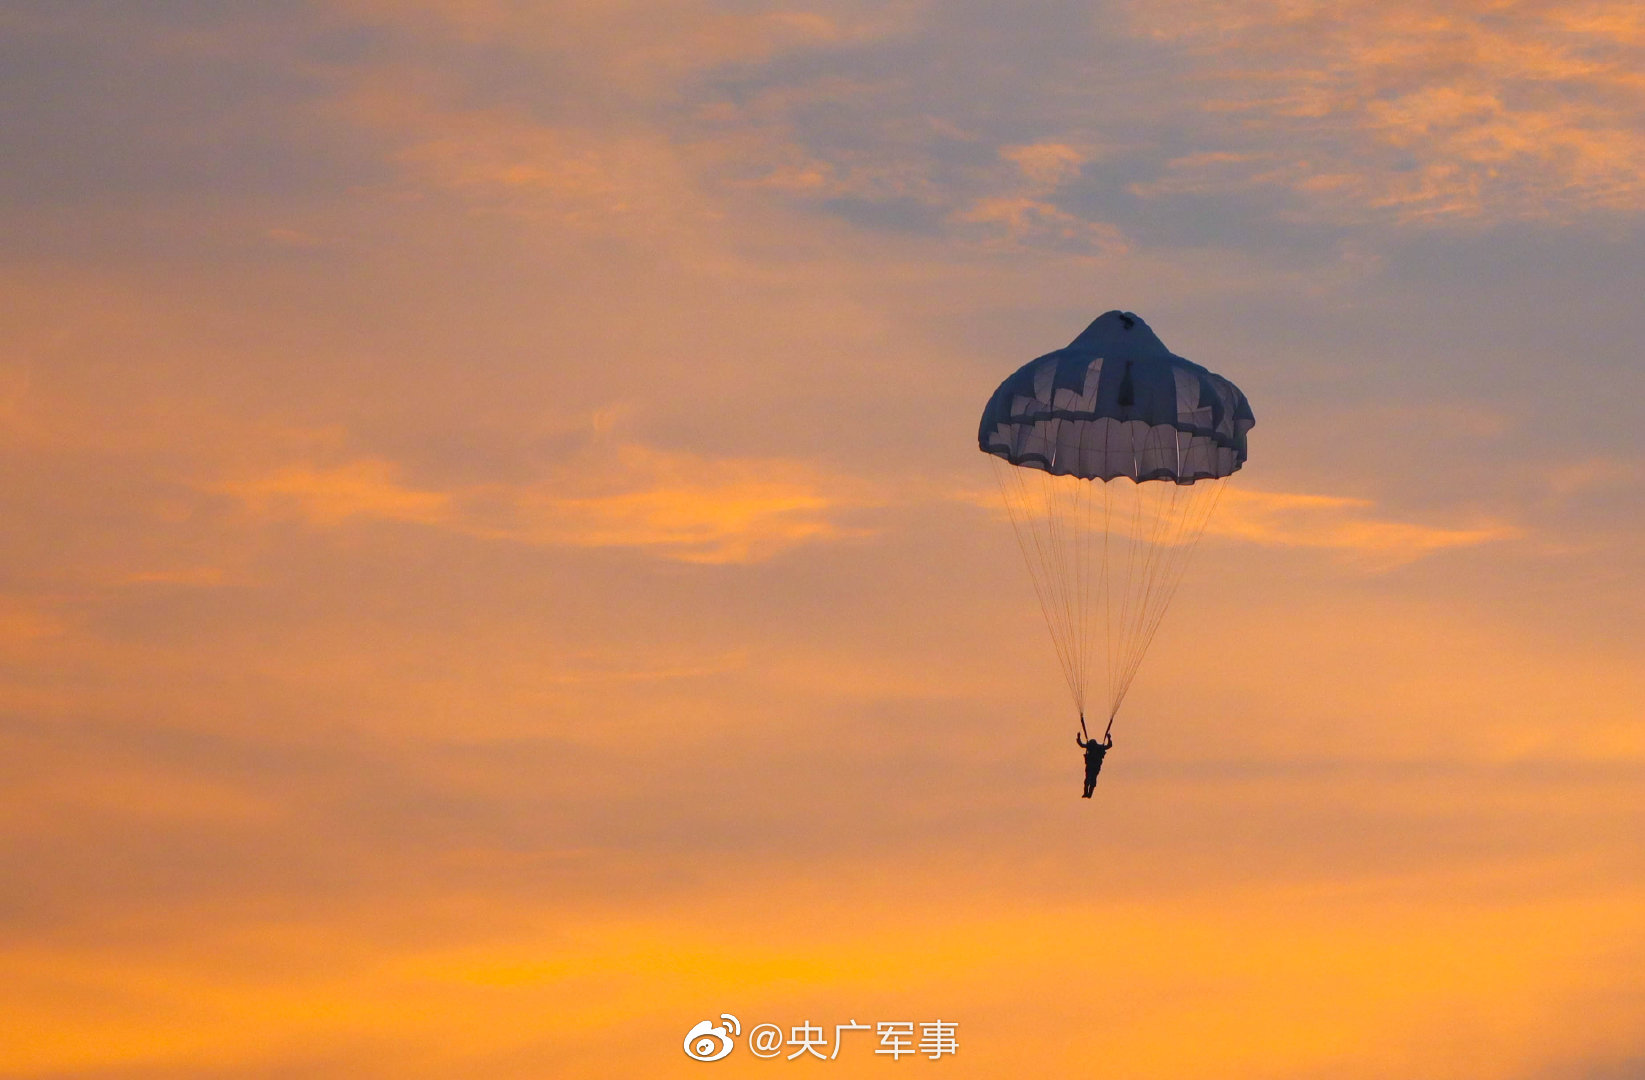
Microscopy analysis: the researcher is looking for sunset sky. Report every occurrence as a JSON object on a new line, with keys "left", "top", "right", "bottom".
{"left": 3, "top": 2, "right": 1644, "bottom": 1077}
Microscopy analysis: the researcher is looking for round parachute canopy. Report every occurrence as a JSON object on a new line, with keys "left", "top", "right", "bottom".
{"left": 978, "top": 310, "right": 1254, "bottom": 729}
{"left": 978, "top": 309, "right": 1252, "bottom": 482}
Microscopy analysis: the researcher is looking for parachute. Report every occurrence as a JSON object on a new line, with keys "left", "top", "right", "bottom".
{"left": 978, "top": 310, "right": 1254, "bottom": 736}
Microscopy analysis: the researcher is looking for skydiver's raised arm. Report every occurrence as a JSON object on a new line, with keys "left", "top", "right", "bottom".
{"left": 1076, "top": 732, "right": 1087, "bottom": 748}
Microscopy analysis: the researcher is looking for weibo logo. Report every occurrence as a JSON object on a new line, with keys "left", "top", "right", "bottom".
{"left": 683, "top": 1014, "right": 740, "bottom": 1062}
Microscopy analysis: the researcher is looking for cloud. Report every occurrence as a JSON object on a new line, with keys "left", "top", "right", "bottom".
{"left": 343, "top": 0, "right": 924, "bottom": 92}
{"left": 122, "top": 566, "right": 234, "bottom": 588}
{"left": 219, "top": 458, "right": 452, "bottom": 528}
{"left": 5, "top": 7, "right": 1645, "bottom": 1077}
{"left": 521, "top": 454, "right": 869, "bottom": 564}
{"left": 1540, "top": 458, "right": 1641, "bottom": 497}
{"left": 536, "top": 650, "right": 748, "bottom": 686}
{"left": 956, "top": 195, "right": 1130, "bottom": 254}
{"left": 1001, "top": 141, "right": 1091, "bottom": 190}
{"left": 956, "top": 140, "right": 1128, "bottom": 254}
{"left": 1124, "top": 0, "right": 1645, "bottom": 222}
{"left": 0, "top": 597, "right": 65, "bottom": 646}
{"left": 1213, "top": 487, "right": 1520, "bottom": 564}
{"left": 365, "top": 99, "right": 709, "bottom": 235}
{"left": 348, "top": 18, "right": 1142, "bottom": 255}
{"left": 956, "top": 481, "right": 1518, "bottom": 567}
{"left": 216, "top": 442, "right": 874, "bottom": 564}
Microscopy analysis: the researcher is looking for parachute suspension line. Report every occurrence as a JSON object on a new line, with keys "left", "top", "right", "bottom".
{"left": 1112, "top": 480, "right": 1164, "bottom": 722}
{"left": 991, "top": 456, "right": 1085, "bottom": 714}
{"left": 1115, "top": 478, "right": 1184, "bottom": 710}
{"left": 991, "top": 453, "right": 1233, "bottom": 730}
{"left": 1043, "top": 424, "right": 1078, "bottom": 709}
{"left": 1100, "top": 475, "right": 1114, "bottom": 728}
{"left": 1075, "top": 419, "right": 1097, "bottom": 716}
{"left": 1041, "top": 424, "right": 1082, "bottom": 715}
{"left": 1112, "top": 481, "right": 1167, "bottom": 718}
{"left": 1105, "top": 472, "right": 1150, "bottom": 725}
{"left": 1121, "top": 478, "right": 1226, "bottom": 705}
{"left": 1115, "top": 480, "right": 1178, "bottom": 718}
{"left": 991, "top": 460, "right": 1064, "bottom": 703}
{"left": 1108, "top": 477, "right": 1227, "bottom": 715}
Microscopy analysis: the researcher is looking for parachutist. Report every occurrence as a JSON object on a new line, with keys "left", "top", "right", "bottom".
{"left": 979, "top": 310, "right": 1252, "bottom": 781}
{"left": 1076, "top": 730, "right": 1113, "bottom": 798}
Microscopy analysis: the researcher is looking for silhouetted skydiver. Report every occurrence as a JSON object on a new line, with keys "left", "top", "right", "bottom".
{"left": 1076, "top": 729, "right": 1113, "bottom": 798}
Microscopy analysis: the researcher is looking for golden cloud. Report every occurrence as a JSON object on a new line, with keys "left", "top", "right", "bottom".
{"left": 957, "top": 141, "right": 1127, "bottom": 254}
{"left": 216, "top": 444, "right": 874, "bottom": 564}
{"left": 379, "top": 105, "right": 705, "bottom": 233}
{"left": 956, "top": 196, "right": 1130, "bottom": 255}
{"left": 1212, "top": 486, "right": 1520, "bottom": 564}
{"left": 1002, "top": 141, "right": 1092, "bottom": 190}
{"left": 1126, "top": 0, "right": 1645, "bottom": 221}
{"left": 218, "top": 459, "right": 452, "bottom": 528}
{"left": 0, "top": 597, "right": 65, "bottom": 646}
{"left": 957, "top": 480, "right": 1517, "bottom": 566}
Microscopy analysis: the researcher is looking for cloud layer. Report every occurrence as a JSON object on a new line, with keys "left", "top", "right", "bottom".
{"left": 2, "top": 2, "right": 1643, "bottom": 1078}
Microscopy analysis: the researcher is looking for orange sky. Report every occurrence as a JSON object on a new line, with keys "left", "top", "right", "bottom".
{"left": 2, "top": 2, "right": 1643, "bottom": 1077}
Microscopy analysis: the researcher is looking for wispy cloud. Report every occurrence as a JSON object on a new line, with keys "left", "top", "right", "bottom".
{"left": 4, "top": 6, "right": 1645, "bottom": 1077}
{"left": 369, "top": 100, "right": 707, "bottom": 234}
{"left": 956, "top": 195, "right": 1130, "bottom": 254}
{"left": 1212, "top": 487, "right": 1520, "bottom": 564}
{"left": 1125, "top": 0, "right": 1645, "bottom": 222}
{"left": 957, "top": 140, "right": 1128, "bottom": 254}
{"left": 956, "top": 481, "right": 1517, "bottom": 567}
{"left": 0, "top": 597, "right": 64, "bottom": 645}
{"left": 521, "top": 445, "right": 872, "bottom": 563}
{"left": 216, "top": 443, "right": 875, "bottom": 564}
{"left": 345, "top": 0, "right": 925, "bottom": 91}
{"left": 537, "top": 649, "right": 749, "bottom": 686}
{"left": 1539, "top": 457, "right": 1641, "bottom": 497}
{"left": 1001, "top": 141, "right": 1092, "bottom": 189}
{"left": 220, "top": 458, "right": 452, "bottom": 527}
{"left": 344, "top": 1, "right": 936, "bottom": 239}
{"left": 122, "top": 566, "right": 234, "bottom": 588}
